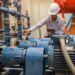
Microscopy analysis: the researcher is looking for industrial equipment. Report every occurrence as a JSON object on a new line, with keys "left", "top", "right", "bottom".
{"left": 0, "top": 6, "right": 29, "bottom": 46}
{"left": 0, "top": 0, "right": 75, "bottom": 75}
{"left": 0, "top": 35, "right": 75, "bottom": 75}
{"left": 0, "top": 7, "right": 28, "bottom": 18}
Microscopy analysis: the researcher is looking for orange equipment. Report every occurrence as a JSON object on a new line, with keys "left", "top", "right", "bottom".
{"left": 54, "top": 0, "right": 75, "bottom": 13}
{"left": 54, "top": 0, "right": 75, "bottom": 35}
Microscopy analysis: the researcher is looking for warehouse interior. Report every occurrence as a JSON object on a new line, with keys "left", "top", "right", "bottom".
{"left": 0, "top": 0, "right": 75, "bottom": 75}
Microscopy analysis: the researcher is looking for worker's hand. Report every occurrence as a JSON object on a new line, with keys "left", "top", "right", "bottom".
{"left": 23, "top": 29, "right": 31, "bottom": 35}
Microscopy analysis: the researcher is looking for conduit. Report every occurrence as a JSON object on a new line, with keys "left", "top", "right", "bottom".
{"left": 59, "top": 37, "right": 75, "bottom": 75}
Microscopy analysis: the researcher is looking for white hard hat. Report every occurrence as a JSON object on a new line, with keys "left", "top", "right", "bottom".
{"left": 48, "top": 3, "right": 60, "bottom": 15}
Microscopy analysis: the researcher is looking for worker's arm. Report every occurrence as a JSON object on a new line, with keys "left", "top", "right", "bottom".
{"left": 29, "top": 17, "right": 48, "bottom": 32}
{"left": 23, "top": 17, "right": 48, "bottom": 35}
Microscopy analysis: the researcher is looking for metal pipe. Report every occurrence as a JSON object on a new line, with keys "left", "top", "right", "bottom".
{"left": 0, "top": 7, "right": 28, "bottom": 18}
{"left": 59, "top": 37, "right": 75, "bottom": 75}
{"left": 52, "top": 35, "right": 67, "bottom": 38}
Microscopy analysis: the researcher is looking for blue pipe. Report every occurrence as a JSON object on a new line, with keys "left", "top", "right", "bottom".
{"left": 17, "top": 0, "right": 22, "bottom": 40}
{"left": 66, "top": 15, "right": 73, "bottom": 32}
{"left": 0, "top": 7, "right": 27, "bottom": 18}
{"left": 3, "top": 1, "right": 10, "bottom": 46}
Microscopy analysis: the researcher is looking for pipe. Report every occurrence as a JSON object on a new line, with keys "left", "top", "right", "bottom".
{"left": 0, "top": 7, "right": 28, "bottom": 18}
{"left": 66, "top": 15, "right": 73, "bottom": 32}
{"left": 59, "top": 37, "right": 75, "bottom": 75}
{"left": 52, "top": 35, "right": 67, "bottom": 38}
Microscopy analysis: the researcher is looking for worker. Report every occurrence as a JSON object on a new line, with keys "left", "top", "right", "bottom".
{"left": 23, "top": 3, "right": 65, "bottom": 37}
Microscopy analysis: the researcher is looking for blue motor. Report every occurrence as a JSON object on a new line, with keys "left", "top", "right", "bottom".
{"left": 18, "top": 41, "right": 36, "bottom": 49}
{"left": 28, "top": 38, "right": 51, "bottom": 44}
{"left": 0, "top": 47, "right": 44, "bottom": 75}
{"left": 19, "top": 38, "right": 51, "bottom": 49}
{"left": 1, "top": 47, "right": 26, "bottom": 66}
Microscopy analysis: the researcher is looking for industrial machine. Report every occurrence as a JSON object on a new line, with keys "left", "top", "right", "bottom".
{"left": 0, "top": 0, "right": 75, "bottom": 75}
{"left": 0, "top": 35, "right": 75, "bottom": 75}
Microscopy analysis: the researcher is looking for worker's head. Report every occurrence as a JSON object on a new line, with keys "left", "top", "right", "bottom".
{"left": 48, "top": 3, "right": 60, "bottom": 20}
{"left": 48, "top": 3, "right": 60, "bottom": 15}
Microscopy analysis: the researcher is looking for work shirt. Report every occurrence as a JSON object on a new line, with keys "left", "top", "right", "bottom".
{"left": 29, "top": 16, "right": 65, "bottom": 35}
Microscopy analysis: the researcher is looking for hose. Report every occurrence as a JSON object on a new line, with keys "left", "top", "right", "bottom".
{"left": 59, "top": 37, "right": 75, "bottom": 75}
